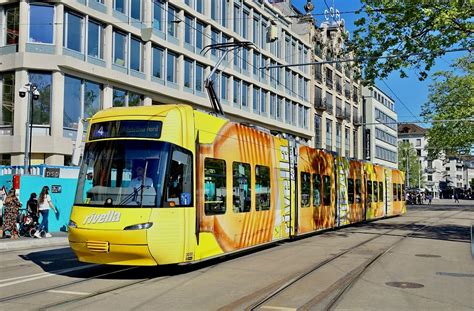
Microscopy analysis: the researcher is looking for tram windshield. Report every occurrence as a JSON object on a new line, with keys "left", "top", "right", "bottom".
{"left": 74, "top": 140, "right": 193, "bottom": 208}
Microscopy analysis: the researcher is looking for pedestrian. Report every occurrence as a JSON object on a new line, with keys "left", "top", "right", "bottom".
{"left": 454, "top": 193, "right": 459, "bottom": 203}
{"left": 427, "top": 194, "right": 432, "bottom": 205}
{"left": 2, "top": 189, "right": 21, "bottom": 239}
{"left": 35, "top": 186, "right": 58, "bottom": 238}
{"left": 27, "top": 193, "right": 39, "bottom": 224}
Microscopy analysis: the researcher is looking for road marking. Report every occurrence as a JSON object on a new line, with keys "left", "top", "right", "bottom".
{"left": 47, "top": 290, "right": 91, "bottom": 296}
{"left": 0, "top": 264, "right": 96, "bottom": 288}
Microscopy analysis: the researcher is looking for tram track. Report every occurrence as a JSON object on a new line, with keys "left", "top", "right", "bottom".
{"left": 0, "top": 264, "right": 140, "bottom": 304}
{"left": 234, "top": 209, "right": 465, "bottom": 311}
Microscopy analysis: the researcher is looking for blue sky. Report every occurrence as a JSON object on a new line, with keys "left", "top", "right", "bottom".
{"left": 292, "top": 0, "right": 467, "bottom": 125}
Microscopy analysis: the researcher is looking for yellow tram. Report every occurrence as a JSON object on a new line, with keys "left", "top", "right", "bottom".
{"left": 68, "top": 105, "right": 405, "bottom": 266}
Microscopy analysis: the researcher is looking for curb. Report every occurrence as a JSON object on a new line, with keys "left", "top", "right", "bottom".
{"left": 0, "top": 237, "right": 69, "bottom": 252}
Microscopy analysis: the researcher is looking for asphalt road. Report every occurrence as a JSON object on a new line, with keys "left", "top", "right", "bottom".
{"left": 1, "top": 203, "right": 472, "bottom": 310}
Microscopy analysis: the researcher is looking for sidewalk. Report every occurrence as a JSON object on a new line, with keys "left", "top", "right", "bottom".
{"left": 0, "top": 231, "right": 69, "bottom": 252}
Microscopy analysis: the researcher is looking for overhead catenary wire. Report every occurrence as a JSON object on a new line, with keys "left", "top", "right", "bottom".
{"left": 380, "top": 80, "right": 423, "bottom": 124}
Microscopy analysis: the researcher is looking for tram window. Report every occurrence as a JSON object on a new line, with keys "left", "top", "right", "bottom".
{"left": 397, "top": 184, "right": 402, "bottom": 201}
{"left": 367, "top": 181, "right": 372, "bottom": 203}
{"left": 165, "top": 148, "right": 193, "bottom": 207}
{"left": 373, "top": 180, "right": 378, "bottom": 202}
{"left": 323, "top": 175, "right": 331, "bottom": 206}
{"left": 379, "top": 182, "right": 384, "bottom": 202}
{"left": 301, "top": 172, "right": 311, "bottom": 208}
{"left": 204, "top": 158, "right": 226, "bottom": 215}
{"left": 348, "top": 178, "right": 354, "bottom": 204}
{"left": 313, "top": 174, "right": 321, "bottom": 207}
{"left": 393, "top": 184, "right": 398, "bottom": 201}
{"left": 256, "top": 165, "right": 271, "bottom": 211}
{"left": 233, "top": 162, "right": 251, "bottom": 213}
{"left": 355, "top": 179, "right": 362, "bottom": 203}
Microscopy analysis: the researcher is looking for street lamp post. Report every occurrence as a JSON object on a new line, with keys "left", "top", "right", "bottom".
{"left": 19, "top": 83, "right": 39, "bottom": 175}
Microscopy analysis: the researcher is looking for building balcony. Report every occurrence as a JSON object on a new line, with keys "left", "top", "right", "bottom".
{"left": 344, "top": 110, "right": 351, "bottom": 121}
{"left": 336, "top": 107, "right": 344, "bottom": 119}
{"left": 326, "top": 79, "right": 333, "bottom": 89}
{"left": 314, "top": 98, "right": 327, "bottom": 110}
{"left": 353, "top": 116, "right": 363, "bottom": 126}
{"left": 425, "top": 167, "right": 436, "bottom": 173}
{"left": 315, "top": 72, "right": 322, "bottom": 83}
{"left": 344, "top": 89, "right": 351, "bottom": 98}
{"left": 352, "top": 94, "right": 359, "bottom": 103}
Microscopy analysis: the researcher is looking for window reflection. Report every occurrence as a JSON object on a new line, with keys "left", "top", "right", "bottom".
{"left": 29, "top": 4, "right": 54, "bottom": 44}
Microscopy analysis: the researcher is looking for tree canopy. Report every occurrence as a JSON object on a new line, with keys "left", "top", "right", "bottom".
{"left": 398, "top": 141, "right": 424, "bottom": 189}
{"left": 349, "top": 0, "right": 473, "bottom": 84}
{"left": 422, "top": 56, "right": 474, "bottom": 157}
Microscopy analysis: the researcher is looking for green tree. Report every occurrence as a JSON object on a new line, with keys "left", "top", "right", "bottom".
{"left": 349, "top": 0, "right": 473, "bottom": 84}
{"left": 422, "top": 56, "right": 474, "bottom": 157}
{"left": 398, "top": 141, "right": 424, "bottom": 189}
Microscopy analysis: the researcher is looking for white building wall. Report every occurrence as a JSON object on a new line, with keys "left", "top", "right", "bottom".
{"left": 362, "top": 86, "right": 398, "bottom": 169}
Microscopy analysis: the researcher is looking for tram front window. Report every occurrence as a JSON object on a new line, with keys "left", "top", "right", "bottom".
{"left": 75, "top": 140, "right": 171, "bottom": 207}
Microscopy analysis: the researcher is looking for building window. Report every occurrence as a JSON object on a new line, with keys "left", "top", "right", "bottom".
{"left": 153, "top": 0, "right": 163, "bottom": 31}
{"left": 130, "top": 0, "right": 141, "bottom": 21}
{"left": 196, "top": 0, "right": 204, "bottom": 14}
{"left": 29, "top": 4, "right": 54, "bottom": 44}
{"left": 270, "top": 94, "right": 276, "bottom": 118}
{"left": 152, "top": 45, "right": 164, "bottom": 79}
{"left": 211, "top": 28, "right": 220, "bottom": 57}
{"left": 88, "top": 19, "right": 103, "bottom": 59}
{"left": 314, "top": 115, "right": 321, "bottom": 148}
{"left": 29, "top": 72, "right": 52, "bottom": 125}
{"left": 277, "top": 96, "right": 283, "bottom": 120}
{"left": 63, "top": 75, "right": 102, "bottom": 132}
{"left": 113, "top": 88, "right": 142, "bottom": 107}
{"left": 336, "top": 123, "right": 341, "bottom": 154}
{"left": 353, "top": 129, "right": 358, "bottom": 158}
{"left": 233, "top": 3, "right": 241, "bottom": 35}
{"left": 242, "top": 82, "right": 249, "bottom": 108}
{"left": 167, "top": 5, "right": 178, "bottom": 38}
{"left": 113, "top": 30, "right": 127, "bottom": 66}
{"left": 195, "top": 63, "right": 205, "bottom": 92}
{"left": 184, "top": 14, "right": 194, "bottom": 45}
{"left": 326, "top": 119, "right": 332, "bottom": 150}
{"left": 5, "top": 5, "right": 20, "bottom": 45}
{"left": 130, "top": 37, "right": 143, "bottom": 71}
{"left": 196, "top": 21, "right": 204, "bottom": 50}
{"left": 233, "top": 78, "right": 240, "bottom": 107}
{"left": 0, "top": 72, "right": 15, "bottom": 130}
{"left": 345, "top": 127, "right": 350, "bottom": 158}
{"left": 184, "top": 58, "right": 193, "bottom": 89}
{"left": 261, "top": 91, "right": 267, "bottom": 115}
{"left": 167, "top": 51, "right": 177, "bottom": 83}
{"left": 221, "top": 73, "right": 229, "bottom": 100}
{"left": 416, "top": 138, "right": 421, "bottom": 146}
{"left": 113, "top": 0, "right": 125, "bottom": 13}
{"left": 253, "top": 87, "right": 260, "bottom": 113}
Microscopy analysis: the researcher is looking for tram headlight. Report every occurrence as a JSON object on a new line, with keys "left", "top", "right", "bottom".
{"left": 123, "top": 222, "right": 153, "bottom": 230}
{"left": 68, "top": 220, "right": 77, "bottom": 228}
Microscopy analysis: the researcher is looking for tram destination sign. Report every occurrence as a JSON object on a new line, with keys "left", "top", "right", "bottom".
{"left": 89, "top": 120, "right": 162, "bottom": 140}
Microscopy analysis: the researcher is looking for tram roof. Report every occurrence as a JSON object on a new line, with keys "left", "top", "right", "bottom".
{"left": 92, "top": 104, "right": 193, "bottom": 120}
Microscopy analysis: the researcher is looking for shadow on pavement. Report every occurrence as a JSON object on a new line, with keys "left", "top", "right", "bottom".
{"left": 346, "top": 221, "right": 471, "bottom": 243}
